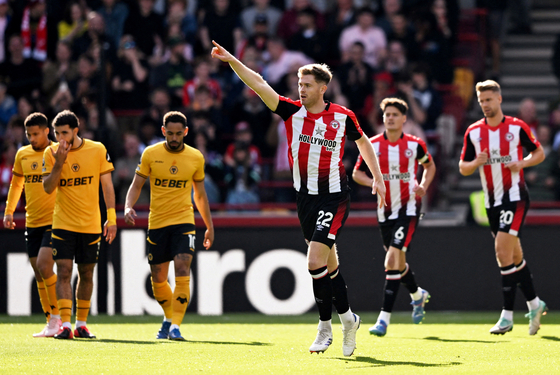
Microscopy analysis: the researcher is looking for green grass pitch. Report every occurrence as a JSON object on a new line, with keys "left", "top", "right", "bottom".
{"left": 1, "top": 312, "right": 560, "bottom": 374}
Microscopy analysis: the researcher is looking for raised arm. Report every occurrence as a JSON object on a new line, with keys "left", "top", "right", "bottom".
{"left": 43, "top": 140, "right": 70, "bottom": 194}
{"left": 355, "top": 135, "right": 386, "bottom": 207}
{"left": 193, "top": 180, "right": 214, "bottom": 250}
{"left": 211, "top": 40, "right": 279, "bottom": 111}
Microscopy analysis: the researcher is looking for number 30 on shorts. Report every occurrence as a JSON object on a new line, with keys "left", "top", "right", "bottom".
{"left": 499, "top": 210, "right": 514, "bottom": 225}
{"left": 316, "top": 211, "right": 333, "bottom": 227}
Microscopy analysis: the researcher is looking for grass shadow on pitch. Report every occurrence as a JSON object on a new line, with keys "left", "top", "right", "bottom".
{"left": 96, "top": 339, "right": 164, "bottom": 345}
{"left": 423, "top": 336, "right": 502, "bottom": 344}
{"left": 185, "top": 339, "right": 273, "bottom": 346}
{"left": 95, "top": 338, "right": 272, "bottom": 346}
{"left": 332, "top": 356, "right": 462, "bottom": 368}
{"left": 542, "top": 336, "right": 560, "bottom": 342}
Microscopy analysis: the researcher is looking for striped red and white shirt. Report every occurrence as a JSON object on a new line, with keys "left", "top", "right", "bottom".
{"left": 461, "top": 116, "right": 540, "bottom": 208}
{"left": 274, "top": 96, "right": 363, "bottom": 195}
{"left": 355, "top": 132, "right": 431, "bottom": 222}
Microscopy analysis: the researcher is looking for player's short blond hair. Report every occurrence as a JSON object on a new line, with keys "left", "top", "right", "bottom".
{"left": 298, "top": 64, "right": 332, "bottom": 85}
{"left": 380, "top": 97, "right": 408, "bottom": 115}
{"left": 476, "top": 80, "right": 501, "bottom": 95}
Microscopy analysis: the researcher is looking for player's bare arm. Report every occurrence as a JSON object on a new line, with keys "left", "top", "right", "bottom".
{"left": 193, "top": 180, "right": 214, "bottom": 250}
{"left": 211, "top": 40, "right": 279, "bottom": 111}
{"left": 459, "top": 148, "right": 488, "bottom": 176}
{"left": 124, "top": 173, "right": 147, "bottom": 226}
{"left": 100, "top": 172, "right": 117, "bottom": 244}
{"left": 43, "top": 140, "right": 71, "bottom": 194}
{"left": 355, "top": 135, "right": 386, "bottom": 207}
{"left": 3, "top": 174, "right": 24, "bottom": 229}
{"left": 413, "top": 159, "right": 436, "bottom": 198}
{"left": 506, "top": 145, "right": 545, "bottom": 173}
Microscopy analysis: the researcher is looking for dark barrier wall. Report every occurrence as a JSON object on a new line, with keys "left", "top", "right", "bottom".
{"left": 1, "top": 225, "right": 558, "bottom": 314}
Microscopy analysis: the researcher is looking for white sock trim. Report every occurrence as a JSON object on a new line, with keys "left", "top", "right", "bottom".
{"left": 527, "top": 297, "right": 540, "bottom": 311}
{"left": 379, "top": 311, "right": 391, "bottom": 325}
{"left": 500, "top": 310, "right": 514, "bottom": 321}
{"left": 75, "top": 320, "right": 87, "bottom": 328}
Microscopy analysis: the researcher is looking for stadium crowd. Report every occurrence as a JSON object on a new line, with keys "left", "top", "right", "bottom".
{"left": 1, "top": 0, "right": 560, "bottom": 208}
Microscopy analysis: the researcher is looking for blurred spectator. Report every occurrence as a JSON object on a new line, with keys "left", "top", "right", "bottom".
{"left": 375, "top": 0, "right": 402, "bottom": 36}
{"left": 4, "top": 117, "right": 26, "bottom": 148}
{"left": 363, "top": 72, "right": 396, "bottom": 129}
{"left": 149, "top": 36, "right": 193, "bottom": 107}
{"left": 412, "top": 10, "right": 453, "bottom": 84}
{"left": 166, "top": 0, "right": 197, "bottom": 45}
{"left": 0, "top": 141, "right": 16, "bottom": 201}
{"left": 224, "top": 141, "right": 261, "bottom": 208}
{"left": 97, "top": 0, "right": 129, "bottom": 48}
{"left": 229, "top": 86, "right": 273, "bottom": 156}
{"left": 74, "top": 53, "right": 99, "bottom": 103}
{"left": 0, "top": 34, "right": 42, "bottom": 101}
{"left": 408, "top": 64, "right": 442, "bottom": 135}
{"left": 73, "top": 11, "right": 117, "bottom": 63}
{"left": 198, "top": 0, "right": 243, "bottom": 54}
{"left": 324, "top": 0, "right": 356, "bottom": 65}
{"left": 262, "top": 37, "right": 312, "bottom": 87}
{"left": 477, "top": 0, "right": 507, "bottom": 79}
{"left": 336, "top": 41, "right": 374, "bottom": 114}
{"left": 112, "top": 132, "right": 150, "bottom": 204}
{"left": 48, "top": 79, "right": 74, "bottom": 115}
{"left": 525, "top": 124, "right": 558, "bottom": 201}
{"left": 110, "top": 35, "right": 150, "bottom": 109}
{"left": 339, "top": 7, "right": 386, "bottom": 69}
{"left": 276, "top": 0, "right": 324, "bottom": 43}
{"left": 137, "top": 115, "right": 164, "bottom": 152}
{"left": 241, "top": 0, "right": 282, "bottom": 37}
{"left": 386, "top": 12, "right": 420, "bottom": 62}
{"left": 182, "top": 58, "right": 223, "bottom": 108}
{"left": 225, "top": 121, "right": 261, "bottom": 169}
{"left": 186, "top": 85, "right": 225, "bottom": 132}
{"left": 123, "top": 0, "right": 165, "bottom": 59}
{"left": 42, "top": 40, "right": 79, "bottom": 102}
{"left": 383, "top": 40, "right": 408, "bottom": 78}
{"left": 20, "top": 0, "right": 48, "bottom": 62}
{"left": 192, "top": 129, "right": 223, "bottom": 204}
{"left": 517, "top": 98, "right": 539, "bottom": 137}
{"left": 58, "top": 1, "right": 88, "bottom": 44}
{"left": 0, "top": 82, "right": 17, "bottom": 135}
{"left": 288, "top": 7, "right": 327, "bottom": 63}
{"left": 239, "top": 14, "right": 270, "bottom": 55}
{"left": 140, "top": 87, "right": 171, "bottom": 130}
{"left": 0, "top": 0, "right": 13, "bottom": 63}
{"left": 265, "top": 114, "right": 294, "bottom": 202}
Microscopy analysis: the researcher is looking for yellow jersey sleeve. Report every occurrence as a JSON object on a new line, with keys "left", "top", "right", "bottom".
{"left": 42, "top": 145, "right": 56, "bottom": 176}
{"left": 136, "top": 148, "right": 151, "bottom": 179}
{"left": 12, "top": 149, "right": 23, "bottom": 177}
{"left": 100, "top": 145, "right": 114, "bottom": 175}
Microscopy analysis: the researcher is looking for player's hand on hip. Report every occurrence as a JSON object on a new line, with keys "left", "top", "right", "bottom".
{"left": 103, "top": 222, "right": 117, "bottom": 244}
{"left": 3, "top": 214, "right": 15, "bottom": 229}
{"left": 211, "top": 40, "right": 233, "bottom": 62}
{"left": 203, "top": 228, "right": 214, "bottom": 250}
{"left": 124, "top": 207, "right": 136, "bottom": 226}
{"left": 372, "top": 179, "right": 387, "bottom": 208}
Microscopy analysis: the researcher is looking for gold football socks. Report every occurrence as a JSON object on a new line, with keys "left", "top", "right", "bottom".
{"left": 43, "top": 274, "right": 59, "bottom": 316}
{"left": 36, "top": 281, "right": 51, "bottom": 322}
{"left": 172, "top": 276, "right": 190, "bottom": 326}
{"left": 152, "top": 278, "right": 173, "bottom": 320}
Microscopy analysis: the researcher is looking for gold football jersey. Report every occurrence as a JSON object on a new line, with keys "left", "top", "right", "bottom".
{"left": 136, "top": 142, "right": 205, "bottom": 229}
{"left": 43, "top": 139, "right": 114, "bottom": 233}
{"left": 8, "top": 142, "right": 56, "bottom": 227}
